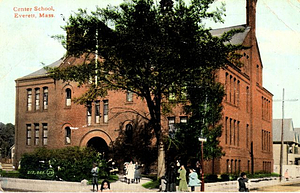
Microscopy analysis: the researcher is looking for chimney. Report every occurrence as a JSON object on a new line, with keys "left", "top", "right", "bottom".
{"left": 246, "top": 0, "right": 257, "bottom": 32}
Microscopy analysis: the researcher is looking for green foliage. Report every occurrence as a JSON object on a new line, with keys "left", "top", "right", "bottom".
{"left": 0, "top": 170, "right": 20, "bottom": 178}
{"left": 142, "top": 178, "right": 160, "bottom": 189}
{"left": 166, "top": 75, "right": 225, "bottom": 165}
{"left": 47, "top": 0, "right": 246, "bottom": 176}
{"left": 19, "top": 147, "right": 109, "bottom": 182}
{"left": 0, "top": 122, "right": 15, "bottom": 158}
{"left": 113, "top": 116, "right": 157, "bottom": 173}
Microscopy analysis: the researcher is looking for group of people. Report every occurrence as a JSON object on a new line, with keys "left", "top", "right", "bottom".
{"left": 91, "top": 163, "right": 112, "bottom": 192}
{"left": 162, "top": 162, "right": 201, "bottom": 192}
{"left": 123, "top": 161, "right": 143, "bottom": 184}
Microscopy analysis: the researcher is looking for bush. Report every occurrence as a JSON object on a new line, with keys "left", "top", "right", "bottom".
{"left": 220, "top": 174, "right": 230, "bottom": 181}
{"left": 0, "top": 170, "right": 19, "bottom": 178}
{"left": 19, "top": 146, "right": 109, "bottom": 182}
{"left": 205, "top": 174, "right": 218, "bottom": 182}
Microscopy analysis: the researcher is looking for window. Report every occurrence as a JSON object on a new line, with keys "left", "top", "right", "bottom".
{"left": 66, "top": 88, "right": 71, "bottom": 107}
{"left": 103, "top": 100, "right": 109, "bottom": 123}
{"left": 27, "top": 89, "right": 32, "bottom": 111}
{"left": 225, "top": 73, "right": 229, "bottom": 102}
{"left": 35, "top": 88, "right": 40, "bottom": 110}
{"left": 246, "top": 124, "right": 249, "bottom": 148}
{"left": 225, "top": 117, "right": 228, "bottom": 144}
{"left": 246, "top": 87, "right": 250, "bottom": 113}
{"left": 233, "top": 120, "right": 236, "bottom": 146}
{"left": 87, "top": 101, "right": 92, "bottom": 126}
{"left": 95, "top": 100, "right": 100, "bottom": 124}
{"left": 34, "top": 124, "right": 39, "bottom": 146}
{"left": 126, "top": 91, "right": 133, "bottom": 102}
{"left": 226, "top": 159, "right": 229, "bottom": 173}
{"left": 229, "top": 118, "right": 232, "bottom": 145}
{"left": 125, "top": 124, "right": 133, "bottom": 143}
{"left": 43, "top": 87, "right": 48, "bottom": 110}
{"left": 26, "top": 124, "right": 31, "bottom": 145}
{"left": 237, "top": 121, "right": 240, "bottom": 146}
{"left": 168, "top": 117, "right": 176, "bottom": 138}
{"left": 233, "top": 78, "right": 236, "bottom": 105}
{"left": 237, "top": 80, "right": 240, "bottom": 106}
{"left": 65, "top": 127, "right": 71, "bottom": 144}
{"left": 180, "top": 116, "right": 187, "bottom": 123}
{"left": 42, "top": 123, "right": 48, "bottom": 146}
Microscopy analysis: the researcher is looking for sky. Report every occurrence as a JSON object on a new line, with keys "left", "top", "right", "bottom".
{"left": 0, "top": 0, "right": 299, "bottom": 127}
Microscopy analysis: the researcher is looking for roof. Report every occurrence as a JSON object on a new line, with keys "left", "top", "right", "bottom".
{"left": 210, "top": 24, "right": 250, "bottom": 45}
{"left": 17, "top": 25, "right": 251, "bottom": 80}
{"left": 16, "top": 58, "right": 63, "bottom": 81}
{"left": 273, "top": 119, "right": 299, "bottom": 143}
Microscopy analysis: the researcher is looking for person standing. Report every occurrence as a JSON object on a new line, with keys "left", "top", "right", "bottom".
{"left": 134, "top": 162, "right": 142, "bottom": 184}
{"left": 177, "top": 165, "right": 189, "bottom": 192}
{"left": 165, "top": 162, "right": 177, "bottom": 192}
{"left": 237, "top": 172, "right": 250, "bottom": 192}
{"left": 91, "top": 163, "right": 99, "bottom": 192}
{"left": 188, "top": 168, "right": 201, "bottom": 192}
{"left": 127, "top": 161, "right": 135, "bottom": 184}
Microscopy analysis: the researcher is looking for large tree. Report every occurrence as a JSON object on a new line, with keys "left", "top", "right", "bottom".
{"left": 48, "top": 0, "right": 244, "bottom": 177}
{"left": 0, "top": 122, "right": 15, "bottom": 159}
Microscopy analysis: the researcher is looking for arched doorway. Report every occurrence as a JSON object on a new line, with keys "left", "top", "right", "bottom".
{"left": 87, "top": 137, "right": 109, "bottom": 155}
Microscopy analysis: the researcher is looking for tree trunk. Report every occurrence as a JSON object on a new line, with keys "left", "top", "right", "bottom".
{"left": 157, "top": 140, "right": 166, "bottom": 178}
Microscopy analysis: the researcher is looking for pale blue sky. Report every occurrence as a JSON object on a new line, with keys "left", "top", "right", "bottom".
{"left": 0, "top": 0, "right": 299, "bottom": 126}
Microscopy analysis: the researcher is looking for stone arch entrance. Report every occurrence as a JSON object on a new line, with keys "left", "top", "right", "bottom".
{"left": 87, "top": 137, "right": 108, "bottom": 154}
{"left": 79, "top": 130, "right": 113, "bottom": 156}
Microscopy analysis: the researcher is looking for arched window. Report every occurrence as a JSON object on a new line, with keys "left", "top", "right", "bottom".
{"left": 66, "top": 88, "right": 71, "bottom": 106}
{"left": 125, "top": 124, "right": 133, "bottom": 143}
{"left": 65, "top": 127, "right": 71, "bottom": 144}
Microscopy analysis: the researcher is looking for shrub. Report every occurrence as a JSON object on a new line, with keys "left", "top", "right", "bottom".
{"left": 220, "top": 174, "right": 230, "bottom": 181}
{"left": 19, "top": 146, "right": 109, "bottom": 182}
{"left": 205, "top": 174, "right": 218, "bottom": 182}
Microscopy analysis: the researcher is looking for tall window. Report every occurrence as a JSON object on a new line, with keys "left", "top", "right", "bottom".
{"left": 95, "top": 100, "right": 100, "bottom": 124}
{"left": 126, "top": 91, "right": 133, "bottom": 102}
{"left": 35, "top": 88, "right": 40, "bottom": 110}
{"left": 26, "top": 124, "right": 31, "bottom": 145}
{"left": 27, "top": 89, "right": 32, "bottom": 111}
{"left": 225, "top": 73, "right": 229, "bottom": 102}
{"left": 246, "top": 86, "right": 250, "bottom": 113}
{"left": 237, "top": 80, "right": 240, "bottom": 106}
{"left": 125, "top": 124, "right": 133, "bottom": 143}
{"left": 87, "top": 101, "right": 92, "bottom": 125}
{"left": 237, "top": 121, "right": 240, "bottom": 146}
{"left": 225, "top": 117, "right": 228, "bottom": 144}
{"left": 43, "top": 87, "right": 48, "bottom": 110}
{"left": 246, "top": 124, "right": 249, "bottom": 148}
{"left": 34, "top": 124, "right": 39, "bottom": 146}
{"left": 65, "top": 127, "right": 71, "bottom": 144}
{"left": 168, "top": 117, "right": 176, "bottom": 138}
{"left": 66, "top": 88, "right": 71, "bottom": 107}
{"left": 103, "top": 100, "right": 109, "bottom": 123}
{"left": 42, "top": 123, "right": 48, "bottom": 146}
{"left": 233, "top": 78, "right": 236, "bottom": 105}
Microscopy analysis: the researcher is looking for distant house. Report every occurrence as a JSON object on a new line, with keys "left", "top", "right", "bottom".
{"left": 273, "top": 119, "right": 300, "bottom": 166}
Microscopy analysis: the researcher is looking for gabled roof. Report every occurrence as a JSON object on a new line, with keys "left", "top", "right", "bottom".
{"left": 273, "top": 119, "right": 298, "bottom": 143}
{"left": 210, "top": 24, "right": 251, "bottom": 45}
{"left": 17, "top": 25, "right": 251, "bottom": 80}
{"left": 16, "top": 58, "right": 63, "bottom": 81}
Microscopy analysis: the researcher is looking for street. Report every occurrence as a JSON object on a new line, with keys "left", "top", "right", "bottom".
{"left": 255, "top": 183, "right": 300, "bottom": 192}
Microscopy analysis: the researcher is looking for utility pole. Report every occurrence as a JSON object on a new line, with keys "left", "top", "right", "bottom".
{"left": 274, "top": 88, "right": 298, "bottom": 182}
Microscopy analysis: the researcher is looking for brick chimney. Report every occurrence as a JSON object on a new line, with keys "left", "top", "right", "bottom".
{"left": 246, "top": 0, "right": 257, "bottom": 32}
